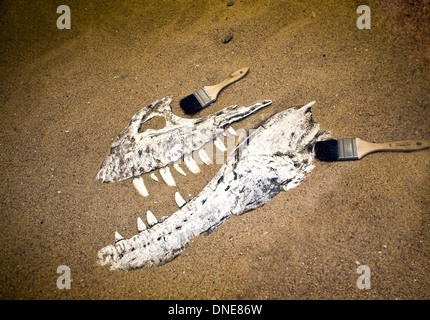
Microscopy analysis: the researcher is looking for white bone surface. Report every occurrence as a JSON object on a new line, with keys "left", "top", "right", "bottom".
{"left": 98, "top": 103, "right": 331, "bottom": 270}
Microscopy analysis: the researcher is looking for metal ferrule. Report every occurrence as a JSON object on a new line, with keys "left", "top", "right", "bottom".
{"left": 338, "top": 138, "right": 358, "bottom": 160}
{"left": 193, "top": 87, "right": 213, "bottom": 109}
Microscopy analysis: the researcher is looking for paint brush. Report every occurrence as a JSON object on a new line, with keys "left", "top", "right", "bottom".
{"left": 314, "top": 138, "right": 430, "bottom": 161}
{"left": 180, "top": 67, "right": 249, "bottom": 115}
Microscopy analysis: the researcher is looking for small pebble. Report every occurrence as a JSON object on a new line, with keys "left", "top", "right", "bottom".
{"left": 222, "top": 33, "right": 233, "bottom": 44}
{"left": 227, "top": 1, "right": 234, "bottom": 6}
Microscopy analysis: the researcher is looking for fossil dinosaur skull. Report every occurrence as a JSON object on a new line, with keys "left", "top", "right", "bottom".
{"left": 96, "top": 96, "right": 272, "bottom": 184}
{"left": 97, "top": 99, "right": 331, "bottom": 270}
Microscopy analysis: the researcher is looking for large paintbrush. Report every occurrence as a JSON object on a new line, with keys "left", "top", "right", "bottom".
{"left": 315, "top": 138, "right": 430, "bottom": 161}
{"left": 179, "top": 67, "right": 249, "bottom": 115}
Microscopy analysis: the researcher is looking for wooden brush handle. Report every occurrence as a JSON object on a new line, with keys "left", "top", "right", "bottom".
{"left": 206, "top": 67, "right": 249, "bottom": 98}
{"left": 357, "top": 138, "right": 430, "bottom": 159}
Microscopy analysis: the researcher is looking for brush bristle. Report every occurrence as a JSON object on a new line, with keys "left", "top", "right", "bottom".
{"left": 179, "top": 94, "right": 204, "bottom": 115}
{"left": 314, "top": 140, "right": 340, "bottom": 161}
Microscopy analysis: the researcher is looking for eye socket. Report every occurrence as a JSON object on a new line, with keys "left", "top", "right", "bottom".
{"left": 138, "top": 116, "right": 167, "bottom": 133}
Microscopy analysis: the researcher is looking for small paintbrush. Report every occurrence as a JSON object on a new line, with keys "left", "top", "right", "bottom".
{"left": 180, "top": 67, "right": 249, "bottom": 115}
{"left": 314, "top": 138, "right": 430, "bottom": 161}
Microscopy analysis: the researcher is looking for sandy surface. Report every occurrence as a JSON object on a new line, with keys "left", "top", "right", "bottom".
{"left": 1, "top": 0, "right": 429, "bottom": 300}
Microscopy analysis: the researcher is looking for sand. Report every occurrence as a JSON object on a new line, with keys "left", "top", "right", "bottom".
{"left": 0, "top": 0, "right": 429, "bottom": 300}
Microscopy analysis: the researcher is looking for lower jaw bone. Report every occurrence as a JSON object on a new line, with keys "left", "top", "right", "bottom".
{"left": 97, "top": 103, "right": 331, "bottom": 271}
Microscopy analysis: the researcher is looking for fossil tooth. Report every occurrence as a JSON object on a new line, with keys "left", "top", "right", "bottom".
{"left": 146, "top": 210, "right": 158, "bottom": 226}
{"left": 159, "top": 216, "right": 169, "bottom": 223}
{"left": 137, "top": 217, "right": 147, "bottom": 232}
{"left": 304, "top": 101, "right": 316, "bottom": 108}
{"left": 236, "top": 128, "right": 247, "bottom": 144}
{"left": 183, "top": 154, "right": 200, "bottom": 174}
{"left": 114, "top": 232, "right": 125, "bottom": 243}
{"left": 214, "top": 137, "right": 227, "bottom": 152}
{"left": 149, "top": 173, "right": 159, "bottom": 181}
{"left": 174, "top": 192, "right": 187, "bottom": 208}
{"left": 159, "top": 167, "right": 176, "bottom": 186}
{"left": 197, "top": 149, "right": 212, "bottom": 165}
{"left": 173, "top": 163, "right": 186, "bottom": 176}
{"left": 132, "top": 177, "right": 148, "bottom": 197}
{"left": 226, "top": 126, "right": 237, "bottom": 136}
